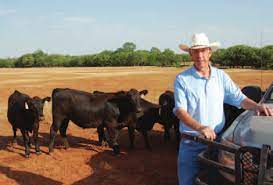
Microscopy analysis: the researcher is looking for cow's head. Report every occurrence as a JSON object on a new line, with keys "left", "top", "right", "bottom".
{"left": 158, "top": 91, "right": 175, "bottom": 122}
{"left": 127, "top": 89, "right": 148, "bottom": 113}
{"left": 25, "top": 96, "right": 51, "bottom": 121}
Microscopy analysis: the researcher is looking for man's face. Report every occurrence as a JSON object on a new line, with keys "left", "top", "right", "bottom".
{"left": 189, "top": 47, "right": 212, "bottom": 70}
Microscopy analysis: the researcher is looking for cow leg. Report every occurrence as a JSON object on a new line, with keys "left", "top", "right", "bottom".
{"left": 128, "top": 126, "right": 135, "bottom": 149}
{"left": 49, "top": 119, "right": 62, "bottom": 153}
{"left": 59, "top": 119, "right": 70, "bottom": 149}
{"left": 20, "top": 129, "right": 30, "bottom": 158}
{"left": 26, "top": 131, "right": 31, "bottom": 148}
{"left": 163, "top": 124, "right": 171, "bottom": 143}
{"left": 97, "top": 125, "right": 107, "bottom": 146}
{"left": 174, "top": 122, "right": 180, "bottom": 150}
{"left": 33, "top": 122, "right": 41, "bottom": 155}
{"left": 97, "top": 125, "right": 103, "bottom": 146}
{"left": 141, "top": 130, "right": 152, "bottom": 150}
{"left": 12, "top": 127, "right": 17, "bottom": 145}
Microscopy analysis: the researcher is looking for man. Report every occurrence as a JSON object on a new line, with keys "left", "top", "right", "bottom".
{"left": 174, "top": 33, "right": 273, "bottom": 185}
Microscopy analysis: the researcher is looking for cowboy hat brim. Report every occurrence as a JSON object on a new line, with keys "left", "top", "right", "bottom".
{"left": 179, "top": 42, "right": 220, "bottom": 52}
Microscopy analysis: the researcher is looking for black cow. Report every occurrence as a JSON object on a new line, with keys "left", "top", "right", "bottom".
{"left": 242, "top": 85, "right": 262, "bottom": 103}
{"left": 93, "top": 89, "right": 147, "bottom": 149}
{"left": 159, "top": 90, "right": 180, "bottom": 146}
{"left": 94, "top": 90, "right": 182, "bottom": 150}
{"left": 135, "top": 98, "right": 161, "bottom": 150}
{"left": 7, "top": 90, "right": 51, "bottom": 158}
{"left": 95, "top": 90, "right": 181, "bottom": 150}
{"left": 49, "top": 88, "right": 145, "bottom": 155}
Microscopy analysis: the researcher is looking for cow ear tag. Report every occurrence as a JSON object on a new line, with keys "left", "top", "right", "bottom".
{"left": 25, "top": 102, "right": 29, "bottom": 110}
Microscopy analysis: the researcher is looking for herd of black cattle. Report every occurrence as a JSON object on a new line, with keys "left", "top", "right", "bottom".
{"left": 7, "top": 88, "right": 180, "bottom": 158}
{"left": 7, "top": 85, "right": 262, "bottom": 158}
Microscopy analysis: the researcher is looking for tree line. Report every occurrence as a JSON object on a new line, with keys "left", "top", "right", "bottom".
{"left": 211, "top": 45, "right": 273, "bottom": 69}
{"left": 0, "top": 42, "right": 272, "bottom": 69}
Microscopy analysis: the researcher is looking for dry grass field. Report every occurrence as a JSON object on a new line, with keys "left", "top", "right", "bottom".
{"left": 0, "top": 67, "right": 272, "bottom": 185}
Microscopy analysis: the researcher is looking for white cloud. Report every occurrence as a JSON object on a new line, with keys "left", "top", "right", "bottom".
{"left": 63, "top": 16, "right": 96, "bottom": 24}
{"left": 0, "top": 9, "right": 17, "bottom": 16}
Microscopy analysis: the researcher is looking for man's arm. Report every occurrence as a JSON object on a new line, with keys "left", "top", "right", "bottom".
{"left": 222, "top": 72, "right": 273, "bottom": 116}
{"left": 175, "top": 108, "right": 216, "bottom": 140}
{"left": 240, "top": 98, "right": 273, "bottom": 116}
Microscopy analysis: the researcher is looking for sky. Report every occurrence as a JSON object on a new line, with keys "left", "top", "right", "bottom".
{"left": 0, "top": 0, "right": 272, "bottom": 58}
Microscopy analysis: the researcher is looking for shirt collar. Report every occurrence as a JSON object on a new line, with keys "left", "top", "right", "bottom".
{"left": 190, "top": 64, "right": 216, "bottom": 79}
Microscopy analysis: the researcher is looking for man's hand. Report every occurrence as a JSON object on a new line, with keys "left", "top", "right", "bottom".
{"left": 198, "top": 126, "right": 216, "bottom": 140}
{"left": 255, "top": 104, "right": 273, "bottom": 116}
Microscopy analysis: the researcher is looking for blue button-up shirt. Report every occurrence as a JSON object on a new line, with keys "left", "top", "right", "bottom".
{"left": 173, "top": 66, "right": 246, "bottom": 135}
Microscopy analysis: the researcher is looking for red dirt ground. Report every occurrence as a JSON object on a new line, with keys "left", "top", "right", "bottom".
{"left": 0, "top": 67, "right": 272, "bottom": 185}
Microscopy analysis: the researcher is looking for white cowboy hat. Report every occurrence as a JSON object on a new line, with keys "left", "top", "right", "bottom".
{"left": 179, "top": 33, "right": 220, "bottom": 52}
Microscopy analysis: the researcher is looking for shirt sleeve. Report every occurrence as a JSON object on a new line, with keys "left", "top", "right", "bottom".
{"left": 173, "top": 76, "right": 188, "bottom": 114}
{"left": 223, "top": 72, "right": 246, "bottom": 107}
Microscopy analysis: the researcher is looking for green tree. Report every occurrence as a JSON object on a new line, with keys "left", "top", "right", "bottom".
{"left": 128, "top": 50, "right": 149, "bottom": 66}
{"left": 158, "top": 49, "right": 179, "bottom": 66}
{"left": 260, "top": 45, "right": 273, "bottom": 69}
{"left": 223, "top": 45, "right": 259, "bottom": 68}
{"left": 121, "top": 42, "right": 136, "bottom": 52}
{"left": 110, "top": 51, "right": 130, "bottom": 66}
{"left": 211, "top": 49, "right": 226, "bottom": 66}
{"left": 150, "top": 47, "right": 161, "bottom": 53}
{"left": 16, "top": 54, "right": 35, "bottom": 67}
{"left": 32, "top": 50, "right": 47, "bottom": 66}
{"left": 49, "top": 54, "right": 71, "bottom": 67}
{"left": 0, "top": 58, "right": 15, "bottom": 67}
{"left": 177, "top": 54, "right": 191, "bottom": 66}
{"left": 81, "top": 55, "right": 95, "bottom": 66}
{"left": 95, "top": 50, "right": 113, "bottom": 66}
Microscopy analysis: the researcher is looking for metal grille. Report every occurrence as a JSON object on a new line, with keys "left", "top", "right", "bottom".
{"left": 241, "top": 151, "right": 259, "bottom": 184}
{"left": 236, "top": 147, "right": 260, "bottom": 185}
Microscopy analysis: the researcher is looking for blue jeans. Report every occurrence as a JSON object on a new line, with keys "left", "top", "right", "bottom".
{"left": 177, "top": 139, "right": 207, "bottom": 185}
